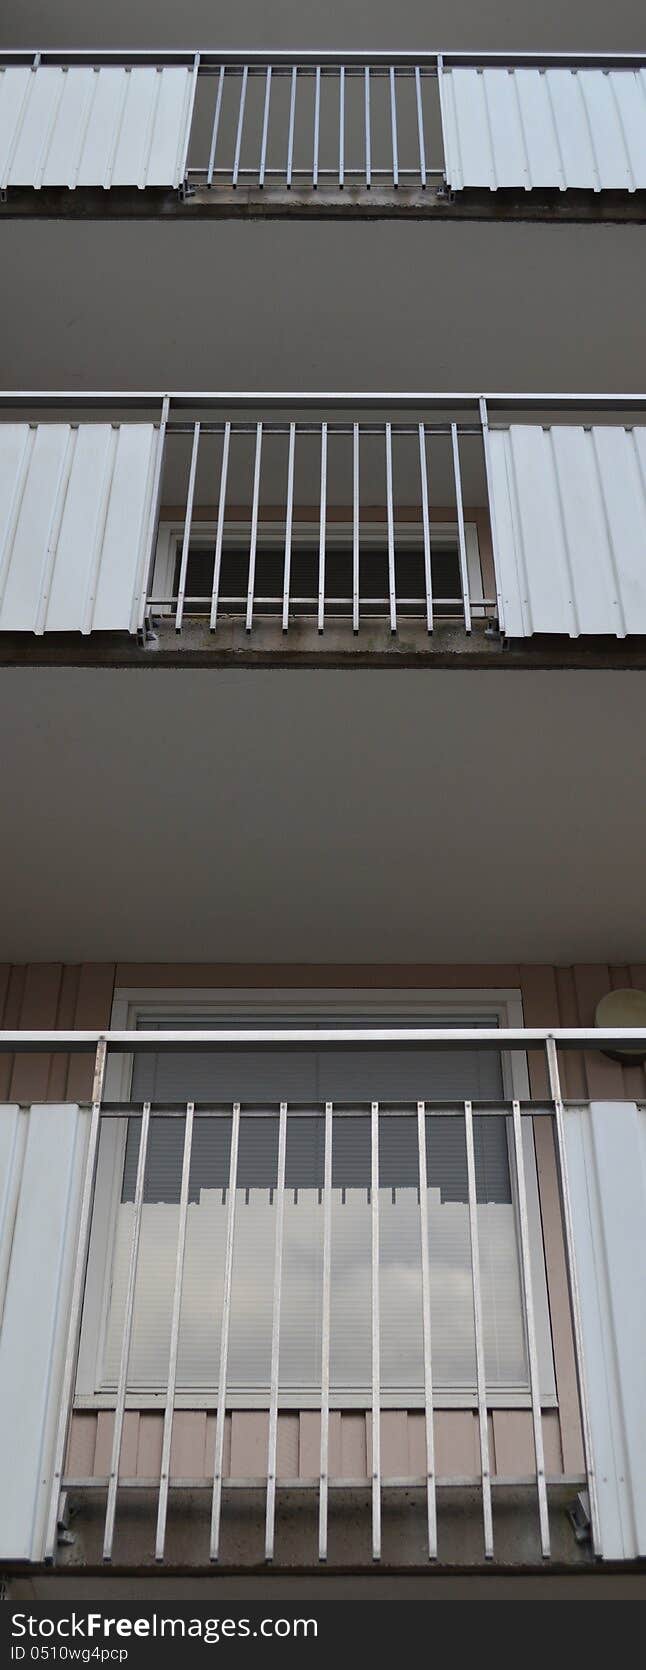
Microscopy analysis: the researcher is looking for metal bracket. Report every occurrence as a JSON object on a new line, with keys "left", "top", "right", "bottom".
{"left": 56, "top": 1490, "right": 76, "bottom": 1548}
{"left": 568, "top": 1490, "right": 592, "bottom": 1545}
{"left": 179, "top": 178, "right": 197, "bottom": 202}
{"left": 138, "top": 614, "right": 158, "bottom": 648}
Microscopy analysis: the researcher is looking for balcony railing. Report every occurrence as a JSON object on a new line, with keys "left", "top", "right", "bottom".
{"left": 2, "top": 392, "right": 646, "bottom": 646}
{"left": 3, "top": 1025, "right": 646, "bottom": 1566}
{"left": 1, "top": 50, "right": 645, "bottom": 203}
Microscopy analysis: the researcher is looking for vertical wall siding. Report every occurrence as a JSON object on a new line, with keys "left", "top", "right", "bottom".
{"left": 0, "top": 1102, "right": 88, "bottom": 1560}
{"left": 1, "top": 958, "right": 643, "bottom": 1104}
{"left": 0, "top": 65, "right": 197, "bottom": 191}
{"left": 0, "top": 963, "right": 115, "bottom": 1103}
{"left": 441, "top": 67, "right": 646, "bottom": 193}
{"left": 488, "top": 425, "right": 646, "bottom": 639}
{"left": 66, "top": 1407, "right": 564, "bottom": 1486}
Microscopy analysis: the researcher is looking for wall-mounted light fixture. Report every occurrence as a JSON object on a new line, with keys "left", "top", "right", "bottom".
{"left": 595, "top": 988, "right": 646, "bottom": 1064}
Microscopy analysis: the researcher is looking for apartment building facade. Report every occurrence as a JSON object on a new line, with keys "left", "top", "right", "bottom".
{"left": 0, "top": 1, "right": 645, "bottom": 1602}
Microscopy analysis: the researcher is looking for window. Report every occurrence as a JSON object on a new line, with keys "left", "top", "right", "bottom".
{"left": 78, "top": 996, "right": 555, "bottom": 1409}
{"left": 151, "top": 522, "right": 485, "bottom": 621}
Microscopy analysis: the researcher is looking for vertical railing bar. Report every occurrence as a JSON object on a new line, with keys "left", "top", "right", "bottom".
{"left": 385, "top": 420, "right": 397, "bottom": 634}
{"left": 313, "top": 65, "right": 320, "bottom": 187}
{"left": 210, "top": 1102, "right": 240, "bottom": 1562}
{"left": 371, "top": 1101, "right": 381, "bottom": 1562}
{"left": 259, "top": 64, "right": 272, "bottom": 187}
{"left": 43, "top": 1038, "right": 107, "bottom": 1563}
{"left": 155, "top": 1101, "right": 195, "bottom": 1561}
{"left": 210, "top": 420, "right": 231, "bottom": 631}
{"left": 317, "top": 422, "right": 327, "bottom": 633}
{"left": 464, "top": 1099, "right": 494, "bottom": 1559}
{"left": 479, "top": 396, "right": 506, "bottom": 634}
{"left": 318, "top": 1101, "right": 333, "bottom": 1561}
{"left": 418, "top": 422, "right": 433, "bottom": 632}
{"left": 103, "top": 1100, "right": 151, "bottom": 1563}
{"left": 282, "top": 421, "right": 295, "bottom": 632}
{"left": 175, "top": 421, "right": 200, "bottom": 632}
{"left": 206, "top": 64, "right": 225, "bottom": 187}
{"left": 546, "top": 1036, "right": 602, "bottom": 1556}
{"left": 136, "top": 394, "right": 169, "bottom": 634}
{"left": 232, "top": 65, "right": 248, "bottom": 187}
{"left": 245, "top": 421, "right": 263, "bottom": 633}
{"left": 415, "top": 65, "right": 427, "bottom": 187}
{"left": 511, "top": 1099, "right": 550, "bottom": 1559}
{"left": 417, "top": 1102, "right": 438, "bottom": 1559}
{"left": 451, "top": 421, "right": 472, "bottom": 633}
{"left": 265, "top": 1101, "right": 288, "bottom": 1563}
{"left": 339, "top": 65, "right": 345, "bottom": 188}
{"left": 364, "top": 66, "right": 371, "bottom": 187}
{"left": 390, "top": 66, "right": 399, "bottom": 187}
{"left": 352, "top": 422, "right": 360, "bottom": 634}
{"left": 286, "top": 66, "right": 297, "bottom": 187}
{"left": 436, "top": 51, "right": 452, "bottom": 189}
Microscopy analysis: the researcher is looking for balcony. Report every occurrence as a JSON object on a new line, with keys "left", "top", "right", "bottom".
{"left": 1, "top": 392, "right": 646, "bottom": 664}
{"left": 1, "top": 50, "right": 645, "bottom": 220}
{"left": 0, "top": 1026, "right": 645, "bottom": 1570}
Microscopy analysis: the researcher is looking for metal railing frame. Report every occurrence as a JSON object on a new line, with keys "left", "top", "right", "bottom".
{"left": 2, "top": 392, "right": 645, "bottom": 638}
{"left": 3, "top": 50, "right": 646, "bottom": 68}
{"left": 3, "top": 1025, "right": 645, "bottom": 1562}
{"left": 2, "top": 51, "right": 646, "bottom": 197}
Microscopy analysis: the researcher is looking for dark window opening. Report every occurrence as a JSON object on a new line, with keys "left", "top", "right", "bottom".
{"left": 172, "top": 537, "right": 467, "bottom": 617}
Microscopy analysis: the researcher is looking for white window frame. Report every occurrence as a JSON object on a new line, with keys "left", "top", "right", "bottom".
{"left": 151, "top": 519, "right": 486, "bottom": 617}
{"left": 76, "top": 986, "right": 556, "bottom": 1411}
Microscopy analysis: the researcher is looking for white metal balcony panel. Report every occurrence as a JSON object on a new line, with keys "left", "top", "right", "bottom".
{"left": 487, "top": 424, "right": 646, "bottom": 638}
{"left": 0, "top": 65, "right": 196, "bottom": 189}
{"left": 441, "top": 67, "right": 646, "bottom": 192}
{"left": 0, "top": 423, "right": 159, "bottom": 634}
{"left": 0, "top": 1104, "right": 87, "bottom": 1562}
{"left": 566, "top": 1102, "right": 646, "bottom": 1562}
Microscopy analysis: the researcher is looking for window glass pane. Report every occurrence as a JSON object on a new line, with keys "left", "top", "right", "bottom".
{"left": 227, "top": 1116, "right": 279, "bottom": 1391}
{"left": 100, "top": 1021, "right": 528, "bottom": 1397}
{"left": 103, "top": 1117, "right": 232, "bottom": 1390}
{"left": 280, "top": 1116, "right": 325, "bottom": 1390}
{"left": 379, "top": 1115, "right": 424, "bottom": 1392}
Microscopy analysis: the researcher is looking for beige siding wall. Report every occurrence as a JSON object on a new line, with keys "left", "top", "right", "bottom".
{"left": 2, "top": 957, "right": 645, "bottom": 1102}
{"left": 66, "top": 1407, "right": 564, "bottom": 1485}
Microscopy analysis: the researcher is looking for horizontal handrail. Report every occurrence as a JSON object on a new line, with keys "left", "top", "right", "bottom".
{"left": 1, "top": 1027, "right": 645, "bottom": 1052}
{"left": 1, "top": 393, "right": 645, "bottom": 411}
{"left": 3, "top": 50, "right": 646, "bottom": 68}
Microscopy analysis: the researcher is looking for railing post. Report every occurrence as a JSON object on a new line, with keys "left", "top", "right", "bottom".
{"left": 546, "top": 1035, "right": 602, "bottom": 1556}
{"left": 103, "top": 1101, "right": 151, "bottom": 1561}
{"left": 318, "top": 1101, "right": 333, "bottom": 1561}
{"left": 135, "top": 394, "right": 170, "bottom": 634}
{"left": 265, "top": 1102, "right": 288, "bottom": 1562}
{"left": 479, "top": 395, "right": 506, "bottom": 634}
{"left": 464, "top": 1100, "right": 493, "bottom": 1558}
{"left": 43, "top": 1036, "right": 107, "bottom": 1563}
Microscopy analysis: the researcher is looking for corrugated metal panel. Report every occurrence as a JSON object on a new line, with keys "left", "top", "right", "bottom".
{"left": 0, "top": 423, "right": 160, "bottom": 634}
{"left": 566, "top": 1102, "right": 646, "bottom": 1561}
{"left": 0, "top": 1103, "right": 87, "bottom": 1561}
{"left": 442, "top": 67, "right": 646, "bottom": 191}
{"left": 487, "top": 425, "right": 646, "bottom": 637}
{"left": 0, "top": 64, "right": 196, "bottom": 189}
